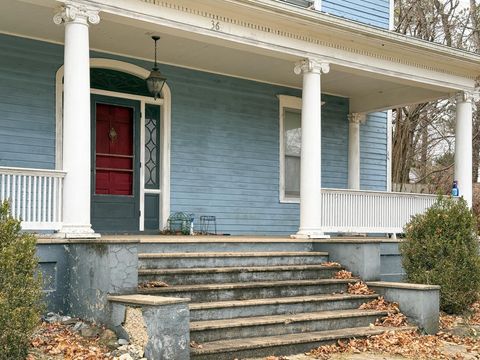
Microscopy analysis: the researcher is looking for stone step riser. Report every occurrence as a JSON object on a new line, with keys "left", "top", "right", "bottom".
{"left": 140, "top": 283, "right": 348, "bottom": 302}
{"left": 139, "top": 242, "right": 313, "bottom": 253}
{"left": 189, "top": 297, "right": 373, "bottom": 321}
{"left": 139, "top": 255, "right": 329, "bottom": 269}
{"left": 139, "top": 268, "right": 339, "bottom": 285}
{"left": 191, "top": 314, "right": 381, "bottom": 343}
{"left": 191, "top": 336, "right": 346, "bottom": 360}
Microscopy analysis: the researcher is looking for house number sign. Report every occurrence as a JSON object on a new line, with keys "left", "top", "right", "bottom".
{"left": 210, "top": 20, "right": 221, "bottom": 31}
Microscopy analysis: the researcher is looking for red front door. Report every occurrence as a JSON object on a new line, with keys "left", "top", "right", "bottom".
{"left": 95, "top": 103, "right": 134, "bottom": 196}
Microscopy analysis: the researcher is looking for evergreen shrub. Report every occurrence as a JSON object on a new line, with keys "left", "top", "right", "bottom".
{"left": 0, "top": 201, "right": 44, "bottom": 359}
{"left": 401, "top": 196, "right": 480, "bottom": 314}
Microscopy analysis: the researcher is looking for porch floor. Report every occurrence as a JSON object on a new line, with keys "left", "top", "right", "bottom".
{"left": 36, "top": 234, "right": 393, "bottom": 245}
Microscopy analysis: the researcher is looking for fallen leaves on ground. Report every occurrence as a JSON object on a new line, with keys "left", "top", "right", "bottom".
{"left": 375, "top": 312, "right": 409, "bottom": 327}
{"left": 264, "top": 356, "right": 290, "bottom": 360}
{"left": 321, "top": 262, "right": 341, "bottom": 267}
{"left": 359, "top": 296, "right": 399, "bottom": 313}
{"left": 347, "top": 281, "right": 375, "bottom": 295}
{"left": 359, "top": 296, "right": 408, "bottom": 327}
{"left": 333, "top": 270, "right": 353, "bottom": 279}
{"left": 469, "top": 301, "right": 480, "bottom": 325}
{"left": 440, "top": 312, "right": 462, "bottom": 329}
{"left": 138, "top": 280, "right": 169, "bottom": 288}
{"left": 307, "top": 329, "right": 480, "bottom": 359}
{"left": 29, "top": 322, "right": 112, "bottom": 360}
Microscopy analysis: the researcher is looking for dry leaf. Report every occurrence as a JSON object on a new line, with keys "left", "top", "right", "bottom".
{"left": 190, "top": 341, "right": 203, "bottom": 349}
{"left": 334, "top": 270, "right": 353, "bottom": 279}
{"left": 347, "top": 281, "right": 375, "bottom": 295}
{"left": 138, "top": 280, "right": 169, "bottom": 288}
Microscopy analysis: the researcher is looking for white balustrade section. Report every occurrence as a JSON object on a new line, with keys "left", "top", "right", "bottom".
{"left": 321, "top": 188, "right": 438, "bottom": 233}
{"left": 0, "top": 167, "right": 66, "bottom": 230}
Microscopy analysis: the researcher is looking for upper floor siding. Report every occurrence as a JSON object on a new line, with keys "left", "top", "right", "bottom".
{"left": 322, "top": 0, "right": 391, "bottom": 29}
{"left": 281, "top": 0, "right": 392, "bottom": 29}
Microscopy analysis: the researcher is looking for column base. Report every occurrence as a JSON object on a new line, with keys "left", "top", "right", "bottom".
{"left": 56, "top": 224, "right": 101, "bottom": 239}
{"left": 291, "top": 228, "right": 330, "bottom": 239}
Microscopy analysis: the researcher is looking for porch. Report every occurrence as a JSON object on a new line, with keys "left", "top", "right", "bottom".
{"left": 0, "top": 165, "right": 437, "bottom": 235}
{"left": 0, "top": 0, "right": 478, "bottom": 238}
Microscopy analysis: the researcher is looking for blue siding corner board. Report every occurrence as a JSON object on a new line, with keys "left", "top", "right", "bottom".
{"left": 322, "top": 0, "right": 390, "bottom": 29}
{"left": 0, "top": 33, "right": 387, "bottom": 234}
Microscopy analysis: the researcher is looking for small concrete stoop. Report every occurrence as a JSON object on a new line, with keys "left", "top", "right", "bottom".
{"left": 135, "top": 237, "right": 415, "bottom": 360}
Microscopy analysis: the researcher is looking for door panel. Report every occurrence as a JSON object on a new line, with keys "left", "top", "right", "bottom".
{"left": 91, "top": 95, "right": 140, "bottom": 232}
{"left": 95, "top": 104, "right": 134, "bottom": 196}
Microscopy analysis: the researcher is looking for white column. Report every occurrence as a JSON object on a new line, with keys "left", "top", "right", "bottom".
{"left": 292, "top": 59, "right": 330, "bottom": 238}
{"left": 54, "top": 4, "right": 100, "bottom": 238}
{"left": 455, "top": 91, "right": 474, "bottom": 207}
{"left": 347, "top": 113, "right": 365, "bottom": 190}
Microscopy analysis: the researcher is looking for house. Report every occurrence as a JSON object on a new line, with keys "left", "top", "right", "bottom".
{"left": 0, "top": 0, "right": 477, "bottom": 358}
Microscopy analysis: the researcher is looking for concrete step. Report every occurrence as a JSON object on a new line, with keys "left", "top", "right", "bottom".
{"left": 138, "top": 251, "right": 329, "bottom": 269}
{"left": 135, "top": 236, "right": 315, "bottom": 253}
{"left": 189, "top": 293, "right": 377, "bottom": 321}
{"left": 190, "top": 325, "right": 416, "bottom": 360}
{"left": 138, "top": 264, "right": 342, "bottom": 284}
{"left": 138, "top": 279, "right": 356, "bottom": 302}
{"left": 190, "top": 309, "right": 387, "bottom": 342}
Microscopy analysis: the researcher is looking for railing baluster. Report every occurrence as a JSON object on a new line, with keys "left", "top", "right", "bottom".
{"left": 27, "top": 176, "right": 32, "bottom": 222}
{"left": 1, "top": 174, "right": 4, "bottom": 202}
{"left": 32, "top": 176, "right": 37, "bottom": 223}
{"left": 42, "top": 176, "right": 47, "bottom": 222}
{"left": 47, "top": 177, "right": 52, "bottom": 222}
{"left": 11, "top": 175, "right": 16, "bottom": 218}
{"left": 22, "top": 175, "right": 26, "bottom": 221}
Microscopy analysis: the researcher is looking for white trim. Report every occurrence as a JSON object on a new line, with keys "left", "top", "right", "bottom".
{"left": 90, "top": 88, "right": 165, "bottom": 104}
{"left": 386, "top": 109, "right": 393, "bottom": 191}
{"left": 389, "top": 0, "right": 395, "bottom": 31}
{"left": 55, "top": 58, "right": 171, "bottom": 231}
{"left": 76, "top": 0, "right": 476, "bottom": 90}
{"left": 278, "top": 95, "right": 302, "bottom": 203}
{"left": 139, "top": 101, "right": 146, "bottom": 231}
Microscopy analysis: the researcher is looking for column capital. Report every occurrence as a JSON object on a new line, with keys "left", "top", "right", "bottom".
{"left": 294, "top": 58, "right": 330, "bottom": 75}
{"left": 348, "top": 113, "right": 367, "bottom": 124}
{"left": 456, "top": 89, "right": 480, "bottom": 103}
{"left": 54, "top": 1, "right": 100, "bottom": 26}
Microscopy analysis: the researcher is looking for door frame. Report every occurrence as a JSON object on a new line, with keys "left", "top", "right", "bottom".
{"left": 55, "top": 59, "right": 171, "bottom": 231}
{"left": 90, "top": 89, "right": 164, "bottom": 231}
{"left": 91, "top": 94, "right": 141, "bottom": 231}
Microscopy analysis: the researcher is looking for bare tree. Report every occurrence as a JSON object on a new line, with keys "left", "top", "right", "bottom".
{"left": 392, "top": 0, "right": 476, "bottom": 190}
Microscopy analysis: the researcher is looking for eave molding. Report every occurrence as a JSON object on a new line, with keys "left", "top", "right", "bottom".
{"left": 60, "top": 0, "right": 477, "bottom": 90}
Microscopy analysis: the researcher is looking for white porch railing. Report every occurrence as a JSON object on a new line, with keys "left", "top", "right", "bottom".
{"left": 321, "top": 188, "right": 438, "bottom": 234}
{"left": 0, "top": 167, "right": 66, "bottom": 230}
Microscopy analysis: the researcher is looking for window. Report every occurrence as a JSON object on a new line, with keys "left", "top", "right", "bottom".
{"left": 279, "top": 95, "right": 302, "bottom": 202}
{"left": 284, "top": 109, "right": 301, "bottom": 197}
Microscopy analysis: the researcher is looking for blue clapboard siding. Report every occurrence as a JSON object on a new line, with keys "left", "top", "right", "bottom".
{"left": 0, "top": 34, "right": 387, "bottom": 234}
{"left": 0, "top": 35, "right": 62, "bottom": 169}
{"left": 361, "top": 112, "right": 388, "bottom": 190}
{"left": 322, "top": 0, "right": 390, "bottom": 29}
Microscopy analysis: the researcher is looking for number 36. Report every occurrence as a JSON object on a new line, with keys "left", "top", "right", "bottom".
{"left": 211, "top": 20, "right": 220, "bottom": 31}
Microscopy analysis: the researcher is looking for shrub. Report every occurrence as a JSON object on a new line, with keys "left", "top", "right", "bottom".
{"left": 401, "top": 196, "right": 480, "bottom": 314}
{"left": 0, "top": 201, "right": 44, "bottom": 360}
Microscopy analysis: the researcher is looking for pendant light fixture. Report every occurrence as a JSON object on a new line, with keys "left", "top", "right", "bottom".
{"left": 146, "top": 36, "right": 167, "bottom": 100}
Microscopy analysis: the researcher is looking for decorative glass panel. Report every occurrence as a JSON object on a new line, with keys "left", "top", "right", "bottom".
{"left": 145, "top": 105, "right": 160, "bottom": 189}
{"left": 91, "top": 68, "right": 151, "bottom": 97}
{"left": 284, "top": 109, "right": 301, "bottom": 197}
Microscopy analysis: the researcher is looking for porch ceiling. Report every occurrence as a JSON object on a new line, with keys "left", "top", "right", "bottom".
{"left": 3, "top": 0, "right": 474, "bottom": 112}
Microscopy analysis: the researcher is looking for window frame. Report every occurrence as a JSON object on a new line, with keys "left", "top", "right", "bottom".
{"left": 278, "top": 95, "right": 302, "bottom": 203}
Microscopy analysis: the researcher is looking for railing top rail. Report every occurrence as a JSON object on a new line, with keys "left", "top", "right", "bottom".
{"left": 321, "top": 187, "right": 439, "bottom": 199}
{"left": 0, "top": 166, "right": 66, "bottom": 177}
